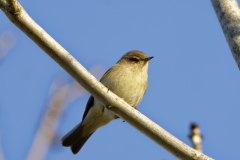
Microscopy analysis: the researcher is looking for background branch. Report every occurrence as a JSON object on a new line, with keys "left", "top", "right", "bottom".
{"left": 0, "top": 30, "right": 16, "bottom": 60}
{"left": 26, "top": 81, "right": 70, "bottom": 160}
{"left": 0, "top": 1, "right": 213, "bottom": 160}
{"left": 26, "top": 66, "right": 104, "bottom": 160}
{"left": 211, "top": 0, "right": 240, "bottom": 69}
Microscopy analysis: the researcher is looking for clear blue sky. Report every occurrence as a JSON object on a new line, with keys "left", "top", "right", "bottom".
{"left": 1, "top": 1, "right": 240, "bottom": 160}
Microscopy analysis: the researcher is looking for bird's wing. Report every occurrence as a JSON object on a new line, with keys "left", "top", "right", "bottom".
{"left": 82, "top": 95, "right": 94, "bottom": 121}
{"left": 99, "top": 66, "right": 113, "bottom": 82}
{"left": 82, "top": 66, "right": 115, "bottom": 121}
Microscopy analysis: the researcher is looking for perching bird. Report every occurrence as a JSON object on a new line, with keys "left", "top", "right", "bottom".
{"left": 62, "top": 50, "right": 153, "bottom": 154}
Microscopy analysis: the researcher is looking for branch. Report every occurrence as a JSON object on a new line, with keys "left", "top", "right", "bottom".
{"left": 26, "top": 66, "right": 103, "bottom": 160}
{"left": 0, "top": 1, "right": 213, "bottom": 159}
{"left": 5, "top": 0, "right": 18, "bottom": 14}
{"left": 211, "top": 0, "right": 240, "bottom": 69}
{"left": 26, "top": 80, "right": 70, "bottom": 160}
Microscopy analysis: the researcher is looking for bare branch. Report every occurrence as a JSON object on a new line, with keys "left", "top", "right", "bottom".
{"left": 0, "top": 1, "right": 213, "bottom": 159}
{"left": 26, "top": 81, "right": 69, "bottom": 160}
{"left": 26, "top": 67, "right": 103, "bottom": 160}
{"left": 211, "top": 0, "right": 240, "bottom": 69}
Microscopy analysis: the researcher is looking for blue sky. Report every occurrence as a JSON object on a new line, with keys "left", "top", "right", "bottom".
{"left": 1, "top": 0, "right": 240, "bottom": 160}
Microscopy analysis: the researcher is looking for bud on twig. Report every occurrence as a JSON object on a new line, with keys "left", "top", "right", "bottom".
{"left": 189, "top": 123, "right": 203, "bottom": 152}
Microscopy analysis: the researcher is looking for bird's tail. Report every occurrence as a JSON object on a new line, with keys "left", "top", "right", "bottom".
{"left": 61, "top": 123, "right": 95, "bottom": 154}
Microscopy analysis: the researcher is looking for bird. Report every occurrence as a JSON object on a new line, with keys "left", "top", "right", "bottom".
{"left": 61, "top": 50, "right": 153, "bottom": 154}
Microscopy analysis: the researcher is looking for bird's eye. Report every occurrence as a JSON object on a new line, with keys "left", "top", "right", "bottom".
{"left": 129, "top": 57, "right": 139, "bottom": 62}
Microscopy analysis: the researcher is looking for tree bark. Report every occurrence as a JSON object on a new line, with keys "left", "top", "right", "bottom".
{"left": 211, "top": 0, "right": 240, "bottom": 69}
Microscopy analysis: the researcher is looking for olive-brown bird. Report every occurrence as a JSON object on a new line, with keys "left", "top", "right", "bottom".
{"left": 61, "top": 50, "right": 153, "bottom": 154}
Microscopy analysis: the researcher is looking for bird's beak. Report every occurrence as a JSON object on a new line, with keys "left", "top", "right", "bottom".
{"left": 144, "top": 56, "right": 154, "bottom": 61}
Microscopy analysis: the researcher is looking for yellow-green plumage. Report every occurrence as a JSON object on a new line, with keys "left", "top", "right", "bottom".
{"left": 62, "top": 50, "right": 153, "bottom": 154}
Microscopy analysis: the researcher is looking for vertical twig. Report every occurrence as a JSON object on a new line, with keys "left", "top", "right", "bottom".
{"left": 189, "top": 123, "right": 203, "bottom": 152}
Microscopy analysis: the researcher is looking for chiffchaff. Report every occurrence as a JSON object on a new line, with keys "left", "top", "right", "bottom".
{"left": 62, "top": 50, "right": 153, "bottom": 154}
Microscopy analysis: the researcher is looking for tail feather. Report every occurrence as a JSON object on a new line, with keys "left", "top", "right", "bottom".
{"left": 62, "top": 123, "right": 95, "bottom": 154}
{"left": 62, "top": 123, "right": 82, "bottom": 147}
{"left": 71, "top": 132, "right": 94, "bottom": 154}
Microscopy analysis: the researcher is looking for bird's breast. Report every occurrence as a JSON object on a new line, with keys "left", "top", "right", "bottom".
{"left": 100, "top": 65, "right": 147, "bottom": 108}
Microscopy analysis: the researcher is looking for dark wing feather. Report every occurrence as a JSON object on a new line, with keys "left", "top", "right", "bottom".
{"left": 82, "top": 96, "right": 94, "bottom": 121}
{"left": 82, "top": 66, "right": 115, "bottom": 121}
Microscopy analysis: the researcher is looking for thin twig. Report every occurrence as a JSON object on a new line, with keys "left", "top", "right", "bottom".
{"left": 189, "top": 123, "right": 203, "bottom": 152}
